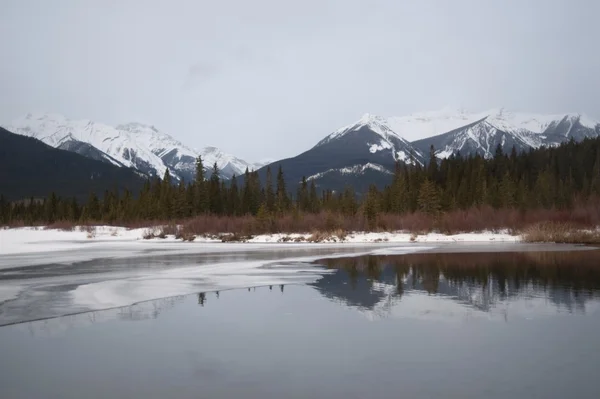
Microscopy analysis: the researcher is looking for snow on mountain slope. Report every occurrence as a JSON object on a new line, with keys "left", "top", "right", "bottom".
{"left": 325, "top": 108, "right": 599, "bottom": 161}
{"left": 317, "top": 113, "right": 424, "bottom": 165}
{"left": 410, "top": 108, "right": 600, "bottom": 159}
{"left": 199, "top": 146, "right": 259, "bottom": 177}
{"left": 4, "top": 113, "right": 262, "bottom": 181}
{"left": 115, "top": 122, "right": 199, "bottom": 181}
{"left": 253, "top": 158, "right": 276, "bottom": 170}
{"left": 383, "top": 107, "right": 571, "bottom": 142}
{"left": 6, "top": 113, "right": 170, "bottom": 178}
{"left": 306, "top": 163, "right": 393, "bottom": 182}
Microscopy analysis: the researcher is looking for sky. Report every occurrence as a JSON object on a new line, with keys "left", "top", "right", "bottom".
{"left": 1, "top": 0, "right": 599, "bottom": 162}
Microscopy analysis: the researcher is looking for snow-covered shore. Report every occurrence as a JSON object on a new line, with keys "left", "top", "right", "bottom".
{"left": 0, "top": 225, "right": 520, "bottom": 257}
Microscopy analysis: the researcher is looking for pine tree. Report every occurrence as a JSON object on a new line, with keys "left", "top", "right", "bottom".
{"left": 275, "top": 165, "right": 289, "bottom": 213}
{"left": 265, "top": 166, "right": 275, "bottom": 213}
{"left": 417, "top": 179, "right": 441, "bottom": 216}
{"left": 229, "top": 175, "right": 240, "bottom": 215}
{"left": 298, "top": 176, "right": 310, "bottom": 212}
{"left": 363, "top": 185, "right": 380, "bottom": 230}
{"left": 83, "top": 192, "right": 101, "bottom": 221}
{"left": 194, "top": 156, "right": 209, "bottom": 214}
{"left": 341, "top": 186, "right": 358, "bottom": 216}
{"left": 309, "top": 180, "right": 320, "bottom": 213}
{"left": 44, "top": 192, "right": 58, "bottom": 223}
{"left": 0, "top": 195, "right": 7, "bottom": 225}
{"left": 499, "top": 172, "right": 516, "bottom": 208}
{"left": 174, "top": 179, "right": 188, "bottom": 218}
{"left": 209, "top": 162, "right": 222, "bottom": 214}
{"left": 160, "top": 169, "right": 173, "bottom": 218}
{"left": 427, "top": 145, "right": 438, "bottom": 182}
{"left": 120, "top": 189, "right": 132, "bottom": 221}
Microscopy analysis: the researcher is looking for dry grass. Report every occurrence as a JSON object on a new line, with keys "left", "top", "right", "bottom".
{"left": 44, "top": 220, "right": 77, "bottom": 231}
{"left": 142, "top": 228, "right": 157, "bottom": 240}
{"left": 219, "top": 233, "right": 253, "bottom": 242}
{"left": 521, "top": 222, "right": 600, "bottom": 244}
{"left": 307, "top": 228, "right": 348, "bottom": 243}
{"left": 84, "top": 225, "right": 96, "bottom": 239}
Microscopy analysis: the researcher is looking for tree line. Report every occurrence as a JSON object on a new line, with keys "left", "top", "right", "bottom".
{"left": 2, "top": 136, "right": 600, "bottom": 227}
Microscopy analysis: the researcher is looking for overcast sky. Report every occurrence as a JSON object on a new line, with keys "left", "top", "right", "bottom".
{"left": 1, "top": 0, "right": 599, "bottom": 161}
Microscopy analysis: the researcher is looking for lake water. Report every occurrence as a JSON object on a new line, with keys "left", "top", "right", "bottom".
{"left": 1, "top": 248, "right": 600, "bottom": 398}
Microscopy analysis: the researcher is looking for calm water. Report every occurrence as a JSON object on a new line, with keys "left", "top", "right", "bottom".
{"left": 2, "top": 250, "right": 600, "bottom": 398}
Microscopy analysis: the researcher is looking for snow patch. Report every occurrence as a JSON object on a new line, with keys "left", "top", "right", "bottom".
{"left": 3, "top": 113, "right": 261, "bottom": 180}
{"left": 305, "top": 163, "right": 392, "bottom": 181}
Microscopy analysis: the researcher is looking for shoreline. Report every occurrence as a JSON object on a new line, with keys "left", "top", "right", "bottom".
{"left": 0, "top": 225, "right": 521, "bottom": 257}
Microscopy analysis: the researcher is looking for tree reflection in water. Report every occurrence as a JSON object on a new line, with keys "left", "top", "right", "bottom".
{"left": 313, "top": 250, "right": 600, "bottom": 317}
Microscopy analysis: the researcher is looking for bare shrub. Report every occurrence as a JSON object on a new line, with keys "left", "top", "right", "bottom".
{"left": 521, "top": 222, "right": 600, "bottom": 244}
{"left": 307, "top": 230, "right": 329, "bottom": 243}
{"left": 180, "top": 231, "right": 196, "bottom": 242}
{"left": 142, "top": 228, "right": 157, "bottom": 240}
{"left": 332, "top": 228, "right": 347, "bottom": 241}
{"left": 85, "top": 225, "right": 96, "bottom": 239}
{"left": 220, "top": 233, "right": 252, "bottom": 242}
{"left": 159, "top": 224, "right": 179, "bottom": 236}
{"left": 44, "top": 220, "right": 77, "bottom": 231}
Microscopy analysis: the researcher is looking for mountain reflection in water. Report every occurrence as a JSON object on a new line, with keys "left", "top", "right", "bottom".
{"left": 311, "top": 250, "right": 600, "bottom": 321}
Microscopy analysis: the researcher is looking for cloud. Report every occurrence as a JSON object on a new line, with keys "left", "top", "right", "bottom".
{"left": 183, "top": 62, "right": 220, "bottom": 89}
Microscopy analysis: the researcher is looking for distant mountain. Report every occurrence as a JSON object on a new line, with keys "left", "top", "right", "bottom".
{"left": 258, "top": 108, "right": 599, "bottom": 192}
{"left": 410, "top": 108, "right": 600, "bottom": 159}
{"left": 255, "top": 113, "right": 424, "bottom": 193}
{"left": 199, "top": 146, "right": 262, "bottom": 178}
{"left": 0, "top": 127, "right": 146, "bottom": 201}
{"left": 3, "top": 113, "right": 262, "bottom": 181}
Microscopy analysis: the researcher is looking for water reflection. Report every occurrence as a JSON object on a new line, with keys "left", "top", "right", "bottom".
{"left": 313, "top": 251, "right": 600, "bottom": 320}
{"left": 8, "top": 250, "right": 600, "bottom": 335}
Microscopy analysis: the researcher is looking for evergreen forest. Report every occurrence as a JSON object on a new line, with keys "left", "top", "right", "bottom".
{"left": 3, "top": 137, "right": 600, "bottom": 235}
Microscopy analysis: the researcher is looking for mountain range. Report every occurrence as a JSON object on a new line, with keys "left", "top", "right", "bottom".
{"left": 2, "top": 108, "right": 599, "bottom": 198}
{"left": 254, "top": 108, "right": 599, "bottom": 192}
{"left": 0, "top": 127, "right": 146, "bottom": 201}
{"left": 4, "top": 113, "right": 267, "bottom": 182}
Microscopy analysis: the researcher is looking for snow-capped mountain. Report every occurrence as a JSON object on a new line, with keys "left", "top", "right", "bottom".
{"left": 377, "top": 107, "right": 599, "bottom": 159}
{"left": 253, "top": 113, "right": 424, "bottom": 193}
{"left": 199, "top": 146, "right": 261, "bottom": 178}
{"left": 254, "top": 108, "right": 599, "bottom": 192}
{"left": 3, "top": 113, "right": 262, "bottom": 181}
{"left": 316, "top": 113, "right": 425, "bottom": 165}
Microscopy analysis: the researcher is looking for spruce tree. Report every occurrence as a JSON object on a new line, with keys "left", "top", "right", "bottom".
{"left": 275, "top": 166, "right": 289, "bottom": 213}
{"left": 363, "top": 185, "right": 380, "bottom": 230}
{"left": 83, "top": 192, "right": 101, "bottom": 221}
{"left": 309, "top": 180, "right": 320, "bottom": 213}
{"left": 229, "top": 174, "right": 240, "bottom": 216}
{"left": 194, "top": 156, "right": 209, "bottom": 214}
{"left": 265, "top": 166, "right": 275, "bottom": 213}
{"left": 209, "top": 162, "right": 222, "bottom": 214}
{"left": 298, "top": 176, "right": 309, "bottom": 212}
{"left": 427, "top": 145, "right": 438, "bottom": 182}
{"left": 417, "top": 179, "right": 441, "bottom": 216}
{"left": 160, "top": 169, "right": 173, "bottom": 218}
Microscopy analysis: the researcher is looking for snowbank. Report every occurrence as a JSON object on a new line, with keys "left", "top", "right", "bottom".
{"left": 245, "top": 231, "right": 520, "bottom": 244}
{"left": 0, "top": 226, "right": 520, "bottom": 258}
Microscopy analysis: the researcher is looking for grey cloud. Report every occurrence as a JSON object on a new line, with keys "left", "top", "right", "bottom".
{"left": 1, "top": 0, "right": 599, "bottom": 162}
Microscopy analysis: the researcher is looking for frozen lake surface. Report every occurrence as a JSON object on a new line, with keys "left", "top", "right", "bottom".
{"left": 1, "top": 243, "right": 600, "bottom": 398}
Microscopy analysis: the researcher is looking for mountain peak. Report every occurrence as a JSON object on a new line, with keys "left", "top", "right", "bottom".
{"left": 116, "top": 122, "right": 160, "bottom": 134}
{"left": 358, "top": 113, "right": 385, "bottom": 124}
{"left": 3, "top": 113, "right": 261, "bottom": 181}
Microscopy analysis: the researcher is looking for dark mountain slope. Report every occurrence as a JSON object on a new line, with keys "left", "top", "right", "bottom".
{"left": 255, "top": 122, "right": 422, "bottom": 193}
{"left": 0, "top": 127, "right": 146, "bottom": 201}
